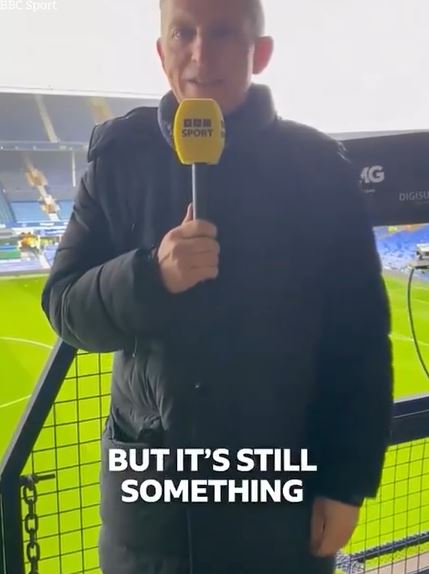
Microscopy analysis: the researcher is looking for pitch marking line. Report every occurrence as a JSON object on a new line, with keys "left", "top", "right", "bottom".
{"left": 0, "top": 336, "right": 53, "bottom": 409}
{"left": 391, "top": 333, "right": 429, "bottom": 348}
{"left": 0, "top": 337, "right": 53, "bottom": 350}
{"left": 0, "top": 395, "right": 32, "bottom": 409}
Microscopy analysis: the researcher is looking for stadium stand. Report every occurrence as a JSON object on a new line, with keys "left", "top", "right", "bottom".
{"left": 0, "top": 152, "right": 38, "bottom": 202}
{"left": 107, "top": 97, "right": 156, "bottom": 118}
{"left": 43, "top": 243, "right": 59, "bottom": 266}
{"left": 375, "top": 225, "right": 429, "bottom": 272}
{"left": 27, "top": 152, "right": 72, "bottom": 187}
{"left": 0, "top": 188, "right": 15, "bottom": 227}
{"left": 0, "top": 93, "right": 157, "bottom": 146}
{"left": 0, "top": 92, "right": 156, "bottom": 275}
{"left": 0, "top": 152, "right": 24, "bottom": 173}
{"left": 0, "top": 92, "right": 156, "bottom": 233}
{"left": 10, "top": 201, "right": 51, "bottom": 224}
{"left": 57, "top": 199, "right": 74, "bottom": 220}
{"left": 46, "top": 184, "right": 77, "bottom": 201}
{"left": 0, "top": 253, "right": 44, "bottom": 273}
{"left": 75, "top": 151, "right": 89, "bottom": 179}
{"left": 0, "top": 92, "right": 157, "bottom": 238}
{"left": 0, "top": 94, "right": 48, "bottom": 142}
{"left": 25, "top": 151, "right": 83, "bottom": 200}
{"left": 0, "top": 151, "right": 85, "bottom": 218}
{"left": 43, "top": 95, "right": 98, "bottom": 143}
{"left": 0, "top": 92, "right": 427, "bottom": 273}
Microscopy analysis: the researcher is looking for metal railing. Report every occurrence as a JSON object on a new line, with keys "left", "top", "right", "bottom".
{"left": 1, "top": 341, "right": 429, "bottom": 574}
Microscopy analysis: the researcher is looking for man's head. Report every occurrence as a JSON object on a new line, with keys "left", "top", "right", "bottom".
{"left": 157, "top": 0, "right": 273, "bottom": 115}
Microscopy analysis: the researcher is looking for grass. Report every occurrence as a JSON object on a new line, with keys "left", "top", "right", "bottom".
{"left": 0, "top": 271, "right": 428, "bottom": 573}
{"left": 0, "top": 275, "right": 56, "bottom": 457}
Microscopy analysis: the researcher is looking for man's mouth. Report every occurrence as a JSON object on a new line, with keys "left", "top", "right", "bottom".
{"left": 188, "top": 79, "right": 222, "bottom": 87}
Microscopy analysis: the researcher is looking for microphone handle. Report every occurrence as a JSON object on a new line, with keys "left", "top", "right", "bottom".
{"left": 192, "top": 163, "right": 209, "bottom": 220}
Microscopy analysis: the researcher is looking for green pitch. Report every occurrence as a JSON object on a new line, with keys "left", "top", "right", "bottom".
{"left": 0, "top": 276, "right": 56, "bottom": 458}
{"left": 1, "top": 272, "right": 428, "bottom": 454}
{"left": 0, "top": 273, "right": 428, "bottom": 573}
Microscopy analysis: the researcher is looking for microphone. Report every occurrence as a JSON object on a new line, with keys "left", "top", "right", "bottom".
{"left": 173, "top": 99, "right": 225, "bottom": 220}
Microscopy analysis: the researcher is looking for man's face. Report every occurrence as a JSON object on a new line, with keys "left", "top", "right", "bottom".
{"left": 157, "top": 0, "right": 272, "bottom": 115}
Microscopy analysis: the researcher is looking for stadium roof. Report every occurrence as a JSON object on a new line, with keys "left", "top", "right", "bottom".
{"left": 0, "top": 93, "right": 157, "bottom": 148}
{"left": 0, "top": 87, "right": 159, "bottom": 106}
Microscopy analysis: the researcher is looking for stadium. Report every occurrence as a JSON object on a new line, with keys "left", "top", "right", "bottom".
{"left": 0, "top": 0, "right": 429, "bottom": 570}
{"left": 0, "top": 89, "right": 428, "bottom": 574}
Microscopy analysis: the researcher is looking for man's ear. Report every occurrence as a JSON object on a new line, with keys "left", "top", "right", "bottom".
{"left": 253, "top": 36, "right": 274, "bottom": 75}
{"left": 156, "top": 38, "right": 166, "bottom": 71}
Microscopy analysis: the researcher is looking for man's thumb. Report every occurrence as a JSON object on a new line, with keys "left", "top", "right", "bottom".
{"left": 182, "top": 203, "right": 193, "bottom": 223}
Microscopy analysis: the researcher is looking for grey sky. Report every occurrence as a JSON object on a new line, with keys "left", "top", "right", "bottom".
{"left": 0, "top": 0, "right": 427, "bottom": 132}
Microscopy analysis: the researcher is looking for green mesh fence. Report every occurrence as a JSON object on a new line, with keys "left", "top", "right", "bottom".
{"left": 2, "top": 346, "right": 429, "bottom": 574}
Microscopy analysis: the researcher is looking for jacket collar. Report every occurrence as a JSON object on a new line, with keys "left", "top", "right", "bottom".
{"left": 157, "top": 83, "right": 278, "bottom": 151}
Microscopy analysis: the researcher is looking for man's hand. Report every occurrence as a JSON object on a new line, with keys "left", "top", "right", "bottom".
{"left": 157, "top": 204, "right": 220, "bottom": 294}
{"left": 310, "top": 497, "right": 360, "bottom": 557}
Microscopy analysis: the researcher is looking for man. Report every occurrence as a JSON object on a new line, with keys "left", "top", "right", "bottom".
{"left": 41, "top": 0, "right": 393, "bottom": 572}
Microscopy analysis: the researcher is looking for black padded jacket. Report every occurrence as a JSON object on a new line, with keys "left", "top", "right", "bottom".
{"left": 41, "top": 85, "right": 393, "bottom": 574}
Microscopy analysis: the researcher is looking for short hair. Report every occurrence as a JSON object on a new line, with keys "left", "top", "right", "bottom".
{"left": 159, "top": 0, "right": 265, "bottom": 38}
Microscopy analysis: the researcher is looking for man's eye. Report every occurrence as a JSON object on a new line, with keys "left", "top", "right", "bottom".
{"left": 171, "top": 27, "right": 194, "bottom": 41}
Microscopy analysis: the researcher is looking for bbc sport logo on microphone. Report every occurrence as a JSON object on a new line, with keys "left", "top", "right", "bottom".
{"left": 173, "top": 99, "right": 225, "bottom": 165}
{"left": 182, "top": 118, "right": 213, "bottom": 138}
{"left": 182, "top": 118, "right": 226, "bottom": 140}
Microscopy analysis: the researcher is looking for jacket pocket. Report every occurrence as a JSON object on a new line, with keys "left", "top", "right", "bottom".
{"left": 99, "top": 415, "right": 188, "bottom": 554}
{"left": 128, "top": 337, "right": 160, "bottom": 418}
{"left": 131, "top": 339, "right": 194, "bottom": 441}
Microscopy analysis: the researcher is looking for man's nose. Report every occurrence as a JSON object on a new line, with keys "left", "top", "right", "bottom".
{"left": 190, "top": 33, "right": 211, "bottom": 65}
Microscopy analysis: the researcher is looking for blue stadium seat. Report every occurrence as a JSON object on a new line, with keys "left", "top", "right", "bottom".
{"left": 0, "top": 187, "right": 16, "bottom": 227}
{"left": 376, "top": 225, "right": 429, "bottom": 273}
{"left": 58, "top": 200, "right": 73, "bottom": 221}
{"left": 0, "top": 152, "right": 37, "bottom": 201}
{"left": 43, "top": 244, "right": 58, "bottom": 266}
{"left": 10, "top": 202, "right": 51, "bottom": 224}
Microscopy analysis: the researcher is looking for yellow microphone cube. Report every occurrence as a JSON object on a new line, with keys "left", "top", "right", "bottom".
{"left": 173, "top": 98, "right": 225, "bottom": 165}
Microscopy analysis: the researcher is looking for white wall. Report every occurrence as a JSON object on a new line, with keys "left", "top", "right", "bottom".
{"left": 0, "top": 0, "right": 427, "bottom": 132}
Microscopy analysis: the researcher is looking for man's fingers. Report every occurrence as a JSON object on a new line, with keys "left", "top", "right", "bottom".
{"left": 181, "top": 219, "right": 218, "bottom": 240}
{"left": 310, "top": 502, "right": 325, "bottom": 555}
{"left": 183, "top": 237, "right": 220, "bottom": 255}
{"left": 157, "top": 209, "right": 220, "bottom": 293}
{"left": 169, "top": 241, "right": 220, "bottom": 265}
{"left": 188, "top": 253, "right": 219, "bottom": 269}
{"left": 314, "top": 527, "right": 346, "bottom": 557}
{"left": 188, "top": 266, "right": 219, "bottom": 286}
{"left": 313, "top": 512, "right": 357, "bottom": 557}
